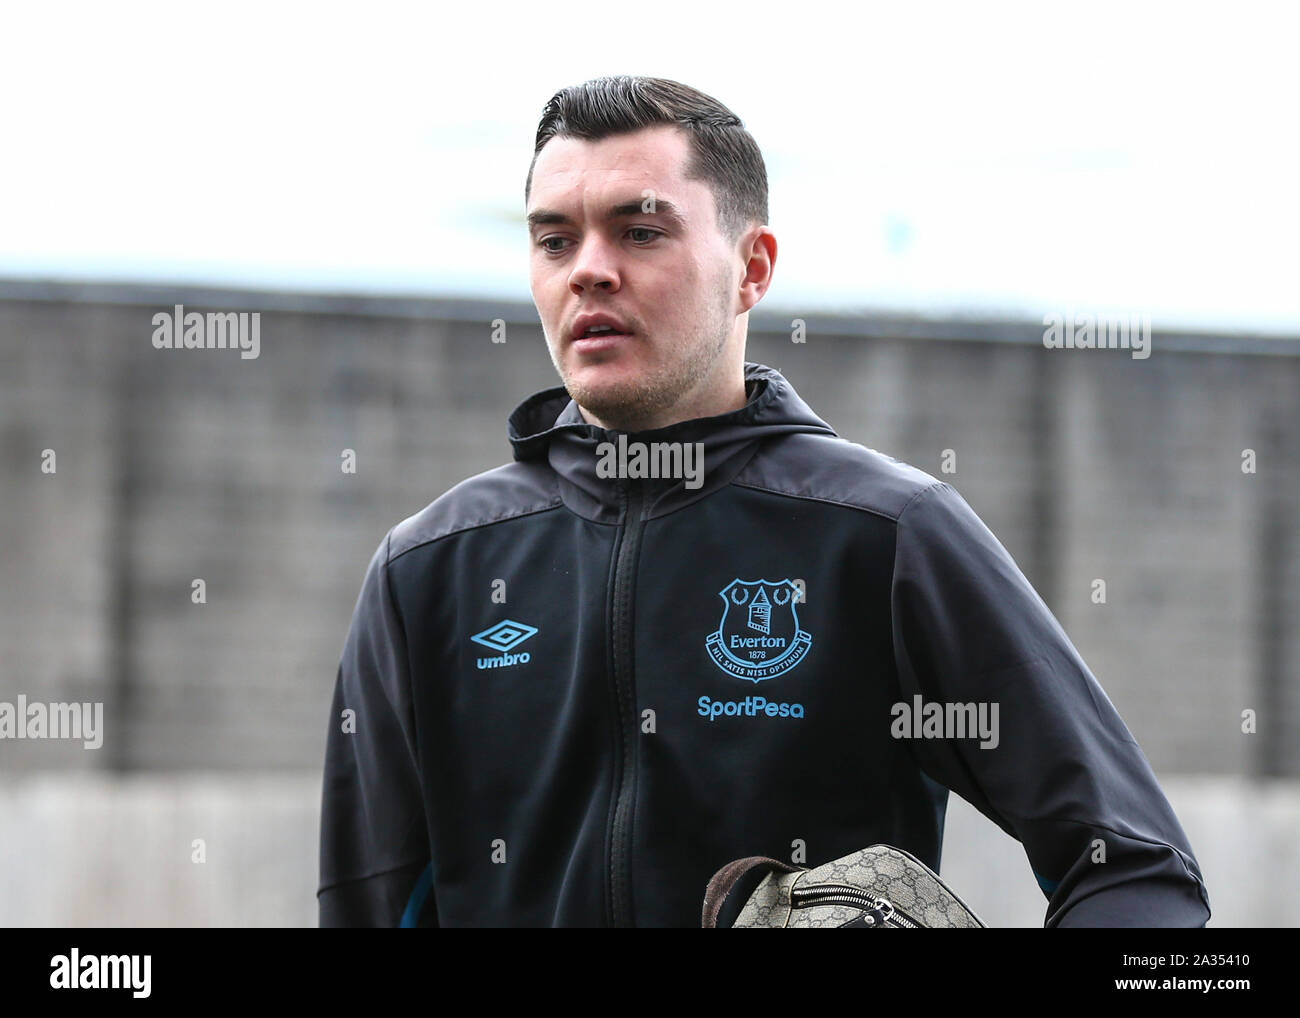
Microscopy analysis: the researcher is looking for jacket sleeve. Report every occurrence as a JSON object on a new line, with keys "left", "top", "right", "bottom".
{"left": 889, "top": 481, "right": 1210, "bottom": 928}
{"left": 318, "top": 531, "right": 436, "bottom": 927}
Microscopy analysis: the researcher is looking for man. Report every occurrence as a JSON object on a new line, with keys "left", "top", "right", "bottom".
{"left": 317, "top": 76, "right": 1210, "bottom": 927}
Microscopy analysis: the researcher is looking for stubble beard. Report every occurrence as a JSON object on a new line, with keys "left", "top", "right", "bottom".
{"left": 550, "top": 283, "right": 735, "bottom": 433}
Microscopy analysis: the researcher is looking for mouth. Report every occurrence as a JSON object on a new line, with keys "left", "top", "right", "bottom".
{"left": 571, "top": 329, "right": 634, "bottom": 351}
{"left": 570, "top": 313, "right": 634, "bottom": 348}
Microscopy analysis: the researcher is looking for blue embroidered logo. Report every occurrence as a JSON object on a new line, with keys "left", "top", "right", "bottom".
{"left": 705, "top": 579, "right": 812, "bottom": 682}
{"left": 471, "top": 619, "right": 538, "bottom": 669}
{"left": 471, "top": 620, "right": 538, "bottom": 652}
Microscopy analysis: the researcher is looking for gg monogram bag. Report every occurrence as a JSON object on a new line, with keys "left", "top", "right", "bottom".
{"left": 703, "top": 844, "right": 988, "bottom": 928}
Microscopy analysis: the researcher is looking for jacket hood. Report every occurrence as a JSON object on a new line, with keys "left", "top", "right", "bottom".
{"left": 506, "top": 362, "right": 837, "bottom": 521}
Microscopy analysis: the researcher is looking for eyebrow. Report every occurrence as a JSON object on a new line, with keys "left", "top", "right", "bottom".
{"left": 526, "top": 198, "right": 688, "bottom": 234}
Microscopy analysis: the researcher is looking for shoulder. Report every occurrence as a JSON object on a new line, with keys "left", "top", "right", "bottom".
{"left": 387, "top": 459, "right": 561, "bottom": 562}
{"left": 733, "top": 431, "right": 944, "bottom": 523}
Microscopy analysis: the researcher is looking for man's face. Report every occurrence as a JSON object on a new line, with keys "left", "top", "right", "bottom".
{"left": 527, "top": 124, "right": 751, "bottom": 431}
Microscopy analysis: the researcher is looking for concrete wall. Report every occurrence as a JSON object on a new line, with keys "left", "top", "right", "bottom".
{"left": 0, "top": 279, "right": 1296, "bottom": 926}
{"left": 0, "top": 773, "right": 1291, "bottom": 927}
{"left": 1, "top": 280, "right": 1295, "bottom": 778}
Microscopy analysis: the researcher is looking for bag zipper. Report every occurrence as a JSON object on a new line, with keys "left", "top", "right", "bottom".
{"left": 790, "top": 884, "right": 922, "bottom": 928}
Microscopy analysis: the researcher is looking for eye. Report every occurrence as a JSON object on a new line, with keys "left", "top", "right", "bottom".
{"left": 536, "top": 228, "right": 662, "bottom": 255}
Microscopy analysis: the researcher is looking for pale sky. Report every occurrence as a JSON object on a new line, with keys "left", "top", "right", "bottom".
{"left": 3, "top": 1, "right": 1296, "bottom": 334}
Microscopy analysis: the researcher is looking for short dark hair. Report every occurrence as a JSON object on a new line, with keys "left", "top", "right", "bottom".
{"left": 526, "top": 76, "right": 769, "bottom": 246}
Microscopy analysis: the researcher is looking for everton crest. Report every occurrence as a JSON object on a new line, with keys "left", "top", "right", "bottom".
{"left": 705, "top": 578, "right": 812, "bottom": 682}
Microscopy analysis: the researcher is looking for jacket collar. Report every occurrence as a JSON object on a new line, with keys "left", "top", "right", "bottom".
{"left": 507, "top": 362, "right": 838, "bottom": 522}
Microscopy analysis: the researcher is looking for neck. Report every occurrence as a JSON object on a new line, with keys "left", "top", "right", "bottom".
{"left": 579, "top": 372, "right": 748, "bottom": 432}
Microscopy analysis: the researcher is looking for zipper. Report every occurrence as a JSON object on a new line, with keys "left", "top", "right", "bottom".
{"left": 790, "top": 884, "right": 922, "bottom": 928}
{"left": 607, "top": 476, "right": 646, "bottom": 927}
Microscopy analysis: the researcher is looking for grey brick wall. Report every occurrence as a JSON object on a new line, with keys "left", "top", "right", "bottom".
{"left": 1, "top": 281, "right": 1296, "bottom": 777}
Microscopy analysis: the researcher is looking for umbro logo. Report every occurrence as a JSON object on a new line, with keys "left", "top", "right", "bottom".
{"left": 471, "top": 620, "right": 538, "bottom": 669}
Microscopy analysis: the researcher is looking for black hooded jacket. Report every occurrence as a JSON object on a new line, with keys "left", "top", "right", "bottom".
{"left": 317, "top": 361, "right": 1210, "bottom": 927}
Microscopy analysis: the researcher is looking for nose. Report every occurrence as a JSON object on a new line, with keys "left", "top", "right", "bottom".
{"left": 568, "top": 233, "right": 620, "bottom": 295}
